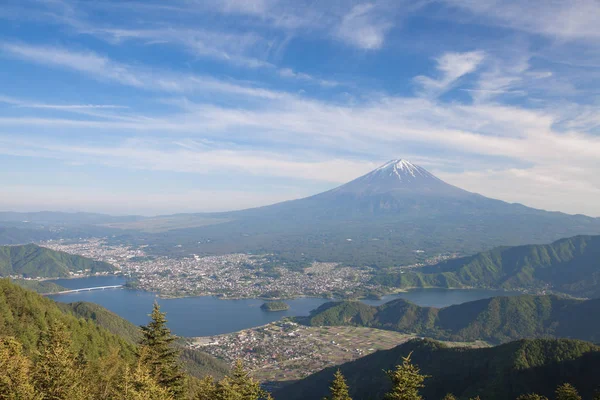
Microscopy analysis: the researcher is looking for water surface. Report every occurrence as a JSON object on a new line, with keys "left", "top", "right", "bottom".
{"left": 49, "top": 276, "right": 520, "bottom": 337}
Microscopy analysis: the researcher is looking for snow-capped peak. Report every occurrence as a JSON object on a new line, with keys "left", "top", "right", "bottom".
{"left": 373, "top": 159, "right": 430, "bottom": 182}
{"left": 377, "top": 159, "right": 419, "bottom": 175}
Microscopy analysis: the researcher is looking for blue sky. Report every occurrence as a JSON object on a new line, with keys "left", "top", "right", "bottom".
{"left": 0, "top": 0, "right": 599, "bottom": 216}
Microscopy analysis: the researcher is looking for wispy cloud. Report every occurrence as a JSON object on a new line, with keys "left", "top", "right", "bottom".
{"left": 334, "top": 3, "right": 393, "bottom": 50}
{"left": 0, "top": 43, "right": 286, "bottom": 99}
{"left": 415, "top": 51, "right": 485, "bottom": 96}
{"left": 443, "top": 0, "right": 600, "bottom": 41}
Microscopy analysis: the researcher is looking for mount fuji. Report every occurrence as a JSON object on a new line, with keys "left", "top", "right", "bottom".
{"left": 4, "top": 160, "right": 599, "bottom": 267}
{"left": 117, "top": 159, "right": 600, "bottom": 267}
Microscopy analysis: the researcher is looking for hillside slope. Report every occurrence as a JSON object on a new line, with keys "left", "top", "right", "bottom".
{"left": 374, "top": 235, "right": 600, "bottom": 297}
{"left": 0, "top": 244, "right": 115, "bottom": 278}
{"left": 0, "top": 278, "right": 134, "bottom": 360}
{"left": 60, "top": 301, "right": 229, "bottom": 379}
{"left": 275, "top": 338, "right": 600, "bottom": 400}
{"left": 299, "top": 295, "right": 600, "bottom": 344}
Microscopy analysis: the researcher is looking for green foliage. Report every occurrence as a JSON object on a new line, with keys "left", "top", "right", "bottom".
{"left": 0, "top": 244, "right": 115, "bottom": 278}
{"left": 374, "top": 235, "right": 600, "bottom": 297}
{"left": 442, "top": 395, "right": 457, "bottom": 400}
{"left": 260, "top": 301, "right": 290, "bottom": 311}
{"left": 123, "top": 350, "right": 175, "bottom": 400}
{"left": 0, "top": 337, "right": 38, "bottom": 400}
{"left": 11, "top": 279, "right": 66, "bottom": 294}
{"left": 384, "top": 352, "right": 428, "bottom": 400}
{"left": 300, "top": 295, "right": 600, "bottom": 344}
{"left": 33, "top": 322, "right": 90, "bottom": 399}
{"left": 275, "top": 338, "right": 600, "bottom": 400}
{"left": 193, "top": 360, "right": 270, "bottom": 400}
{"left": 61, "top": 301, "right": 229, "bottom": 380}
{"left": 139, "top": 302, "right": 186, "bottom": 399}
{"left": 325, "top": 370, "right": 352, "bottom": 400}
{"left": 516, "top": 394, "right": 548, "bottom": 400}
{"left": 555, "top": 383, "right": 582, "bottom": 400}
{"left": 0, "top": 279, "right": 135, "bottom": 360}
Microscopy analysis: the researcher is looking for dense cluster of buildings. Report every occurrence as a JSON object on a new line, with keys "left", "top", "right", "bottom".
{"left": 40, "top": 239, "right": 377, "bottom": 299}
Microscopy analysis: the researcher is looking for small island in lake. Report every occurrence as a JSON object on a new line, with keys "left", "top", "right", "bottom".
{"left": 261, "top": 301, "right": 290, "bottom": 312}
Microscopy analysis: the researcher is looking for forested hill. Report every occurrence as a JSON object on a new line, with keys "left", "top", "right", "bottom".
{"left": 59, "top": 301, "right": 229, "bottom": 380}
{"left": 299, "top": 295, "right": 600, "bottom": 344}
{"left": 373, "top": 234, "right": 600, "bottom": 297}
{"left": 0, "top": 243, "right": 115, "bottom": 278}
{"left": 275, "top": 338, "right": 600, "bottom": 400}
{"left": 0, "top": 278, "right": 134, "bottom": 360}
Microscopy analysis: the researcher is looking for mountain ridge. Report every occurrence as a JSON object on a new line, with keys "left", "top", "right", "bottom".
{"left": 298, "top": 294, "right": 600, "bottom": 344}
{"left": 373, "top": 234, "right": 600, "bottom": 297}
{"left": 274, "top": 338, "right": 600, "bottom": 400}
{"left": 0, "top": 243, "right": 115, "bottom": 278}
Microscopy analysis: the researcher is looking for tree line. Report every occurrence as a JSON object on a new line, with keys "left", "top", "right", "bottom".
{"left": 1, "top": 301, "right": 596, "bottom": 399}
{"left": 0, "top": 302, "right": 271, "bottom": 399}
{"left": 323, "top": 353, "right": 598, "bottom": 400}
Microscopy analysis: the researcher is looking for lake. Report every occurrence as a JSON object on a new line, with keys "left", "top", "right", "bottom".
{"left": 49, "top": 276, "right": 520, "bottom": 337}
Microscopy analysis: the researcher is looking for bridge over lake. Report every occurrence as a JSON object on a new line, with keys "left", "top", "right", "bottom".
{"left": 46, "top": 285, "right": 124, "bottom": 295}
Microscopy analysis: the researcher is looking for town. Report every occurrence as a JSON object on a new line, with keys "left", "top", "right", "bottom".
{"left": 40, "top": 238, "right": 380, "bottom": 299}
{"left": 187, "top": 320, "right": 416, "bottom": 388}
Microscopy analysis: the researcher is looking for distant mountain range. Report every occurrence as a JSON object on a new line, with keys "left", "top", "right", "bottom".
{"left": 275, "top": 338, "right": 600, "bottom": 400}
{"left": 0, "top": 244, "right": 115, "bottom": 278}
{"left": 2, "top": 160, "right": 600, "bottom": 267}
{"left": 299, "top": 294, "right": 600, "bottom": 344}
{"left": 373, "top": 234, "right": 600, "bottom": 297}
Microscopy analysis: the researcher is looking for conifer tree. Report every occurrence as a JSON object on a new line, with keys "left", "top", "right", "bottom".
{"left": 555, "top": 383, "right": 582, "bottom": 400}
{"left": 384, "top": 352, "right": 428, "bottom": 400}
{"left": 0, "top": 337, "right": 38, "bottom": 400}
{"left": 217, "top": 360, "right": 269, "bottom": 400}
{"left": 210, "top": 360, "right": 271, "bottom": 400}
{"left": 33, "top": 322, "right": 89, "bottom": 399}
{"left": 516, "top": 394, "right": 548, "bottom": 400}
{"left": 194, "top": 376, "right": 217, "bottom": 400}
{"left": 139, "top": 302, "right": 186, "bottom": 399}
{"left": 325, "top": 370, "right": 352, "bottom": 400}
{"left": 122, "top": 355, "right": 174, "bottom": 400}
{"left": 442, "top": 395, "right": 457, "bottom": 400}
{"left": 593, "top": 389, "right": 600, "bottom": 400}
{"left": 88, "top": 347, "right": 129, "bottom": 399}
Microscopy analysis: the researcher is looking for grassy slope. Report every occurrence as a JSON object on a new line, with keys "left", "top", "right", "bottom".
{"left": 275, "top": 338, "right": 600, "bottom": 400}
{"left": 299, "top": 295, "right": 600, "bottom": 344}
{"left": 0, "top": 243, "right": 115, "bottom": 278}
{"left": 373, "top": 235, "right": 600, "bottom": 297}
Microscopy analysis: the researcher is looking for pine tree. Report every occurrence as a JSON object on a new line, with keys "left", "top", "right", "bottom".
{"left": 442, "top": 395, "right": 457, "bottom": 400}
{"left": 194, "top": 376, "right": 217, "bottom": 400}
{"left": 88, "top": 347, "right": 129, "bottom": 399}
{"left": 33, "top": 322, "right": 89, "bottom": 399}
{"left": 211, "top": 360, "right": 270, "bottom": 400}
{"left": 122, "top": 355, "right": 174, "bottom": 400}
{"left": 516, "top": 394, "right": 548, "bottom": 400}
{"left": 555, "top": 383, "right": 582, "bottom": 400}
{"left": 384, "top": 352, "right": 428, "bottom": 400}
{"left": 139, "top": 302, "right": 186, "bottom": 399}
{"left": 0, "top": 337, "right": 38, "bottom": 400}
{"left": 325, "top": 370, "right": 352, "bottom": 400}
{"left": 593, "top": 389, "right": 600, "bottom": 400}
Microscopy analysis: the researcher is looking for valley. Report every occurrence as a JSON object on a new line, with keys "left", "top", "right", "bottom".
{"left": 1, "top": 160, "right": 600, "bottom": 399}
{"left": 187, "top": 320, "right": 487, "bottom": 389}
